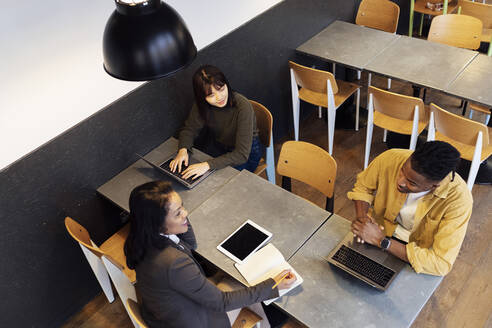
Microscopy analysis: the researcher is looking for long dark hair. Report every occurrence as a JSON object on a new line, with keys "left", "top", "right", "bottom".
{"left": 192, "top": 65, "right": 236, "bottom": 122}
{"left": 124, "top": 181, "right": 174, "bottom": 269}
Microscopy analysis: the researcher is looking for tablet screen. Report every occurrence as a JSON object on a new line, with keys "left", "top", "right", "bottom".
{"left": 220, "top": 222, "right": 270, "bottom": 261}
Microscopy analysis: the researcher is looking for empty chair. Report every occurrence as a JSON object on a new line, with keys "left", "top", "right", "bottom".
{"left": 355, "top": 0, "right": 400, "bottom": 89}
{"left": 427, "top": 103, "right": 492, "bottom": 190}
{"left": 364, "top": 86, "right": 429, "bottom": 168}
{"left": 428, "top": 14, "right": 482, "bottom": 50}
{"left": 409, "top": 0, "right": 457, "bottom": 37}
{"left": 277, "top": 141, "right": 337, "bottom": 212}
{"left": 250, "top": 100, "right": 276, "bottom": 184}
{"left": 289, "top": 61, "right": 360, "bottom": 155}
{"left": 467, "top": 103, "right": 491, "bottom": 125}
{"left": 459, "top": 0, "right": 492, "bottom": 45}
{"left": 64, "top": 217, "right": 135, "bottom": 303}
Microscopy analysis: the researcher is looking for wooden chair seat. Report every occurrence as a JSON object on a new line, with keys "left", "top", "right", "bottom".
{"left": 414, "top": 0, "right": 458, "bottom": 15}
{"left": 481, "top": 28, "right": 492, "bottom": 43}
{"left": 435, "top": 130, "right": 492, "bottom": 161}
{"left": 469, "top": 103, "right": 491, "bottom": 115}
{"left": 100, "top": 223, "right": 136, "bottom": 283}
{"left": 231, "top": 308, "right": 262, "bottom": 328}
{"left": 298, "top": 80, "right": 360, "bottom": 109}
{"left": 373, "top": 110, "right": 428, "bottom": 135}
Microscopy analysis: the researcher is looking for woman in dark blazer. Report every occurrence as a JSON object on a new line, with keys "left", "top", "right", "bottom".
{"left": 124, "top": 181, "right": 296, "bottom": 328}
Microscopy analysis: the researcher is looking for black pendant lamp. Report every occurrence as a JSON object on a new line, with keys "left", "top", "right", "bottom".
{"left": 103, "top": 0, "right": 197, "bottom": 81}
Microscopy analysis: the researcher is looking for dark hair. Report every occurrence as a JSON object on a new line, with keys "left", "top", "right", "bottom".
{"left": 192, "top": 65, "right": 236, "bottom": 122}
{"left": 410, "top": 141, "right": 461, "bottom": 182}
{"left": 124, "top": 181, "right": 174, "bottom": 269}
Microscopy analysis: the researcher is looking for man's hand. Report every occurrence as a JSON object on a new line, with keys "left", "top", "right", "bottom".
{"left": 181, "top": 162, "right": 210, "bottom": 180}
{"left": 170, "top": 148, "right": 189, "bottom": 173}
{"left": 351, "top": 216, "right": 385, "bottom": 246}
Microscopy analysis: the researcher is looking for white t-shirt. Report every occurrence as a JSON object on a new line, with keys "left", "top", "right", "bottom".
{"left": 393, "top": 190, "right": 430, "bottom": 242}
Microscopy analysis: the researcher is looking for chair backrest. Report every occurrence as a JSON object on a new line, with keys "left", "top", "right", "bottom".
{"left": 459, "top": 0, "right": 492, "bottom": 29}
{"left": 249, "top": 100, "right": 273, "bottom": 148}
{"left": 277, "top": 141, "right": 337, "bottom": 199}
{"left": 65, "top": 217, "right": 104, "bottom": 257}
{"left": 289, "top": 61, "right": 338, "bottom": 94}
{"left": 369, "top": 86, "right": 427, "bottom": 121}
{"left": 428, "top": 14, "right": 482, "bottom": 50}
{"left": 356, "top": 0, "right": 400, "bottom": 33}
{"left": 430, "top": 103, "right": 490, "bottom": 147}
{"left": 127, "top": 299, "right": 148, "bottom": 328}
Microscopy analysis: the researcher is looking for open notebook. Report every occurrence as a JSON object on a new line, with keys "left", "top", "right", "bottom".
{"left": 234, "top": 243, "right": 303, "bottom": 305}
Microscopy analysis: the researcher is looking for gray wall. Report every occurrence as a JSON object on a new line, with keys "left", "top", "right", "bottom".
{"left": 0, "top": 0, "right": 409, "bottom": 326}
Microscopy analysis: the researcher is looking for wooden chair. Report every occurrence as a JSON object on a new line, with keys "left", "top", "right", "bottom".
{"left": 365, "top": 86, "right": 429, "bottom": 168}
{"left": 64, "top": 217, "right": 135, "bottom": 303}
{"left": 459, "top": 0, "right": 492, "bottom": 44}
{"left": 410, "top": 0, "right": 458, "bottom": 37}
{"left": 428, "top": 14, "right": 482, "bottom": 50}
{"left": 277, "top": 141, "right": 337, "bottom": 212}
{"left": 355, "top": 0, "right": 400, "bottom": 90}
{"left": 289, "top": 61, "right": 360, "bottom": 155}
{"left": 250, "top": 100, "right": 276, "bottom": 184}
{"left": 127, "top": 299, "right": 262, "bottom": 328}
{"left": 427, "top": 103, "right": 492, "bottom": 190}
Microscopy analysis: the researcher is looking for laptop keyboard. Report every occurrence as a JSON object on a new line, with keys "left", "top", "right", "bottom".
{"left": 332, "top": 245, "right": 395, "bottom": 288}
{"left": 160, "top": 159, "right": 196, "bottom": 184}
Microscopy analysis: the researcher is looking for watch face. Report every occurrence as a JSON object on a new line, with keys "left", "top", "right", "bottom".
{"left": 381, "top": 238, "right": 390, "bottom": 250}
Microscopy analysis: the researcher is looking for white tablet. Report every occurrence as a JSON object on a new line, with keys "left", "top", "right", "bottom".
{"left": 217, "top": 219, "right": 273, "bottom": 264}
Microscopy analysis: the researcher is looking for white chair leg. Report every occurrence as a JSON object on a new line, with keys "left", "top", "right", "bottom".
{"left": 318, "top": 106, "right": 322, "bottom": 119}
{"left": 332, "top": 63, "right": 336, "bottom": 78}
{"left": 357, "top": 70, "right": 361, "bottom": 80}
{"left": 80, "top": 244, "right": 115, "bottom": 303}
{"left": 355, "top": 88, "right": 360, "bottom": 131}
{"left": 387, "top": 78, "right": 392, "bottom": 90}
{"left": 467, "top": 132, "right": 483, "bottom": 191}
{"left": 290, "top": 69, "right": 300, "bottom": 141}
{"left": 327, "top": 79, "right": 336, "bottom": 155}
{"left": 383, "top": 129, "right": 388, "bottom": 142}
{"left": 102, "top": 256, "right": 138, "bottom": 328}
{"left": 368, "top": 73, "right": 372, "bottom": 87}
{"left": 468, "top": 109, "right": 474, "bottom": 119}
{"left": 427, "top": 112, "right": 435, "bottom": 141}
{"left": 265, "top": 136, "right": 276, "bottom": 185}
{"left": 485, "top": 114, "right": 490, "bottom": 125}
{"left": 364, "top": 93, "right": 374, "bottom": 169}
{"left": 409, "top": 105, "right": 419, "bottom": 150}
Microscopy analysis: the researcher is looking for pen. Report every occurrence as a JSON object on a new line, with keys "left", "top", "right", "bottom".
{"left": 272, "top": 272, "right": 290, "bottom": 289}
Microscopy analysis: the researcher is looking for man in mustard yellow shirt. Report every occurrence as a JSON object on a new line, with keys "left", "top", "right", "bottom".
{"left": 348, "top": 141, "right": 473, "bottom": 276}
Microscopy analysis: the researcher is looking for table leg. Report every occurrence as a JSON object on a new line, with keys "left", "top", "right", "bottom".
{"left": 409, "top": 0, "right": 415, "bottom": 37}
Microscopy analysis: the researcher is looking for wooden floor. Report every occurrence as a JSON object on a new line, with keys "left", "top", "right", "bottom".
{"left": 62, "top": 74, "right": 492, "bottom": 328}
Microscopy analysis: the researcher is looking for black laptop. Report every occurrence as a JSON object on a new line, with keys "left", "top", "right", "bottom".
{"left": 136, "top": 153, "right": 215, "bottom": 189}
{"left": 326, "top": 232, "right": 405, "bottom": 291}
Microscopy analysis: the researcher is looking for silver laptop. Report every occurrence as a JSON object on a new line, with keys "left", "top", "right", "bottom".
{"left": 326, "top": 232, "right": 405, "bottom": 291}
{"left": 136, "top": 153, "right": 215, "bottom": 189}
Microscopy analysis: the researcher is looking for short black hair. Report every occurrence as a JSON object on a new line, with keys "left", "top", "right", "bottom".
{"left": 410, "top": 141, "right": 461, "bottom": 182}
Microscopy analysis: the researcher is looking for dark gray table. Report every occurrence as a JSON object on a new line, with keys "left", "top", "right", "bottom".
{"left": 189, "top": 170, "right": 332, "bottom": 285}
{"left": 444, "top": 54, "right": 492, "bottom": 107}
{"left": 274, "top": 214, "right": 442, "bottom": 328}
{"left": 365, "top": 35, "right": 478, "bottom": 91}
{"left": 296, "top": 20, "right": 400, "bottom": 70}
{"left": 97, "top": 137, "right": 239, "bottom": 213}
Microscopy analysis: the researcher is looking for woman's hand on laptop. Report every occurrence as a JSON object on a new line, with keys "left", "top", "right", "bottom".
{"left": 170, "top": 148, "right": 189, "bottom": 173}
{"left": 181, "top": 162, "right": 210, "bottom": 180}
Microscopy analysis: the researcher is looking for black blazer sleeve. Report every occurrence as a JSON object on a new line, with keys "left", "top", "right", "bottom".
{"left": 168, "top": 254, "right": 278, "bottom": 312}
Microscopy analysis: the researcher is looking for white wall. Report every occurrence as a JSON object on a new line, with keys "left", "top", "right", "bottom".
{"left": 0, "top": 0, "right": 282, "bottom": 171}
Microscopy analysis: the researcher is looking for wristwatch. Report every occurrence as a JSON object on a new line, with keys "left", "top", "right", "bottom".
{"left": 380, "top": 237, "right": 391, "bottom": 251}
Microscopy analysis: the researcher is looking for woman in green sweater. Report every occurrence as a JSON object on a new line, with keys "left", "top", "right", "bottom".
{"left": 170, "top": 65, "right": 262, "bottom": 180}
